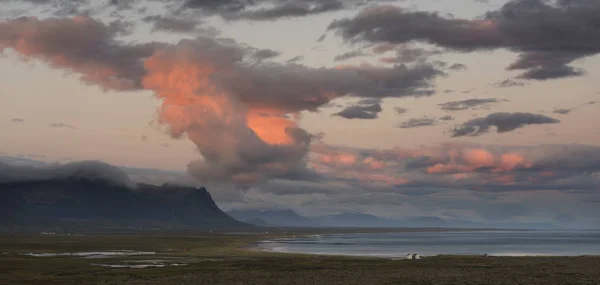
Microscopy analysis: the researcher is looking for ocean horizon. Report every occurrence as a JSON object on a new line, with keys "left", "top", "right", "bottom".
{"left": 258, "top": 230, "right": 600, "bottom": 258}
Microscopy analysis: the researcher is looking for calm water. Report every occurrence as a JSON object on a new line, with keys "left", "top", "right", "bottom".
{"left": 259, "top": 230, "right": 600, "bottom": 257}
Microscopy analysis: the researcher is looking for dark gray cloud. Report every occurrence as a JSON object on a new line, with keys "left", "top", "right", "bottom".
{"left": 439, "top": 115, "right": 454, "bottom": 121}
{"left": 0, "top": 16, "right": 159, "bottom": 91}
{"left": 182, "top": 0, "right": 250, "bottom": 12}
{"left": 180, "top": 0, "right": 383, "bottom": 21}
{"left": 2, "top": 0, "right": 91, "bottom": 16}
{"left": 10, "top": 118, "right": 24, "bottom": 123}
{"left": 449, "top": 63, "right": 467, "bottom": 71}
{"left": 334, "top": 50, "right": 366, "bottom": 61}
{"left": 329, "top": 1, "right": 600, "bottom": 80}
{"left": 223, "top": 0, "right": 345, "bottom": 21}
{"left": 285, "top": 55, "right": 304, "bottom": 63}
{"left": 495, "top": 78, "right": 526, "bottom": 88}
{"left": 397, "top": 117, "right": 437, "bottom": 128}
{"left": 394, "top": 107, "right": 409, "bottom": 115}
{"left": 49, "top": 123, "right": 76, "bottom": 129}
{"left": 379, "top": 47, "right": 440, "bottom": 64}
{"left": 142, "top": 15, "right": 201, "bottom": 33}
{"left": 251, "top": 48, "right": 281, "bottom": 61}
{"left": 371, "top": 42, "right": 397, "bottom": 54}
{"left": 355, "top": 98, "right": 381, "bottom": 105}
{"left": 451, "top": 112, "right": 560, "bottom": 137}
{"left": 333, "top": 103, "right": 382, "bottom": 119}
{"left": 439, "top": 98, "right": 505, "bottom": 111}
{"left": 552, "top": 108, "right": 573, "bottom": 115}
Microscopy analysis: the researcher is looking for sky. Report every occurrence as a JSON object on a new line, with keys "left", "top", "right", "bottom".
{"left": 0, "top": 0, "right": 599, "bottom": 227}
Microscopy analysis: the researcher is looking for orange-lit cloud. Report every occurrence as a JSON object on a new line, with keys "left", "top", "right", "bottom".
{"left": 0, "top": 16, "right": 442, "bottom": 184}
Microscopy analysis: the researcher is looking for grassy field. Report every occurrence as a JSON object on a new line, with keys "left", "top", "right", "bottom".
{"left": 1, "top": 231, "right": 599, "bottom": 285}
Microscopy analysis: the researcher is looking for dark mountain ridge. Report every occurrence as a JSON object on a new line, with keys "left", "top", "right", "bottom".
{"left": 0, "top": 176, "right": 250, "bottom": 232}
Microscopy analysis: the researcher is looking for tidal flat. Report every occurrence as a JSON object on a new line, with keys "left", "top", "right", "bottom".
{"left": 1, "top": 231, "right": 599, "bottom": 285}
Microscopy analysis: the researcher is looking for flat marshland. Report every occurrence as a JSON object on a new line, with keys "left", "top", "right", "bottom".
{"left": 0, "top": 231, "right": 599, "bottom": 285}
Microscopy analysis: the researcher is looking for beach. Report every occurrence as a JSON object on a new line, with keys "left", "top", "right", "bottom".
{"left": 257, "top": 230, "right": 600, "bottom": 258}
{"left": 1, "top": 230, "right": 600, "bottom": 285}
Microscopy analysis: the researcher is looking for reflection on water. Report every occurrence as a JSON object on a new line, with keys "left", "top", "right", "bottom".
{"left": 259, "top": 230, "right": 600, "bottom": 257}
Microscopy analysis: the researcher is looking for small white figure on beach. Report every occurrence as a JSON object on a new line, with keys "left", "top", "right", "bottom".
{"left": 406, "top": 253, "right": 422, "bottom": 260}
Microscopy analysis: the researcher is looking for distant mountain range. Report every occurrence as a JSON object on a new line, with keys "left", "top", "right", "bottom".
{"left": 0, "top": 158, "right": 557, "bottom": 232}
{"left": 0, "top": 174, "right": 250, "bottom": 232}
{"left": 227, "top": 210, "right": 319, "bottom": 227}
{"left": 227, "top": 209, "right": 556, "bottom": 229}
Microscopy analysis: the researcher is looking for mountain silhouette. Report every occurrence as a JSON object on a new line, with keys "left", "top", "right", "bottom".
{"left": 0, "top": 174, "right": 249, "bottom": 232}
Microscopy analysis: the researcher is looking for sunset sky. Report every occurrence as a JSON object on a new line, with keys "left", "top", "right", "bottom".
{"left": 1, "top": 0, "right": 599, "bottom": 227}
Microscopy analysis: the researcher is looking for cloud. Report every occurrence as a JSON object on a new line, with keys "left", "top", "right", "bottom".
{"left": 0, "top": 16, "right": 158, "bottom": 91}
{"left": 334, "top": 50, "right": 366, "bottom": 61}
{"left": 0, "top": 13, "right": 447, "bottom": 185}
{"left": 10, "top": 118, "right": 25, "bottom": 123}
{"left": 49, "top": 123, "right": 76, "bottom": 129}
{"left": 285, "top": 55, "right": 304, "bottom": 63}
{"left": 394, "top": 107, "right": 409, "bottom": 115}
{"left": 142, "top": 15, "right": 201, "bottom": 33}
{"left": 495, "top": 78, "right": 525, "bottom": 88}
{"left": 310, "top": 142, "right": 600, "bottom": 193}
{"left": 329, "top": 1, "right": 600, "bottom": 80}
{"left": 180, "top": 0, "right": 380, "bottom": 21}
{"left": 398, "top": 117, "right": 437, "bottom": 128}
{"left": 0, "top": 160, "right": 133, "bottom": 188}
{"left": 371, "top": 43, "right": 397, "bottom": 54}
{"left": 552, "top": 108, "right": 573, "bottom": 115}
{"left": 439, "top": 115, "right": 454, "bottom": 121}
{"left": 449, "top": 63, "right": 467, "bottom": 71}
{"left": 438, "top": 98, "right": 506, "bottom": 111}
{"left": 355, "top": 98, "right": 381, "bottom": 105}
{"left": 250, "top": 48, "right": 281, "bottom": 61}
{"left": 379, "top": 47, "right": 444, "bottom": 65}
{"left": 451, "top": 112, "right": 560, "bottom": 137}
{"left": 223, "top": 0, "right": 345, "bottom": 21}
{"left": 0, "top": 0, "right": 91, "bottom": 16}
{"left": 333, "top": 103, "right": 382, "bottom": 119}
{"left": 141, "top": 36, "right": 440, "bottom": 183}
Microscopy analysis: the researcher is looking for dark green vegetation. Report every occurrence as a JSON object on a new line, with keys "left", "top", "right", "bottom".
{"left": 1, "top": 233, "right": 599, "bottom": 285}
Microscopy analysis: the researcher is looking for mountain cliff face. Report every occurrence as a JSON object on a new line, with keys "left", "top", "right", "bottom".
{"left": 0, "top": 177, "right": 249, "bottom": 232}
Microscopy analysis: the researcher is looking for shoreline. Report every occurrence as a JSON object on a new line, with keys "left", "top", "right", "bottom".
{"left": 248, "top": 229, "right": 600, "bottom": 259}
{"left": 3, "top": 233, "right": 600, "bottom": 284}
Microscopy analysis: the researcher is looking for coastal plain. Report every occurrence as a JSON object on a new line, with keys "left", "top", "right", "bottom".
{"left": 1, "top": 231, "right": 599, "bottom": 285}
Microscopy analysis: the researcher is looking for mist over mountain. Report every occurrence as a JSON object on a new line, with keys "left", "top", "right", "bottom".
{"left": 0, "top": 161, "right": 250, "bottom": 232}
{"left": 227, "top": 209, "right": 318, "bottom": 227}
{"left": 227, "top": 209, "right": 558, "bottom": 229}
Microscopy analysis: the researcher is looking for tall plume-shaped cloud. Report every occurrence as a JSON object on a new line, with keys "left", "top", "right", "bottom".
{"left": 142, "top": 40, "right": 316, "bottom": 183}
{"left": 0, "top": 16, "right": 442, "bottom": 184}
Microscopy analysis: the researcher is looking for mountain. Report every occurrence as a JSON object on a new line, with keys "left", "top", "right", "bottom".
{"left": 0, "top": 176, "right": 250, "bottom": 232}
{"left": 313, "top": 212, "right": 392, "bottom": 227}
{"left": 227, "top": 209, "right": 318, "bottom": 227}
{"left": 398, "top": 216, "right": 451, "bottom": 228}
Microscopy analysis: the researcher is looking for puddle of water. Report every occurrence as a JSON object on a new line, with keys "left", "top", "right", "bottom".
{"left": 23, "top": 250, "right": 156, "bottom": 258}
{"left": 91, "top": 262, "right": 188, "bottom": 269}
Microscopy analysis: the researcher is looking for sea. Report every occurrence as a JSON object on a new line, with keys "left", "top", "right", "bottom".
{"left": 258, "top": 230, "right": 600, "bottom": 257}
